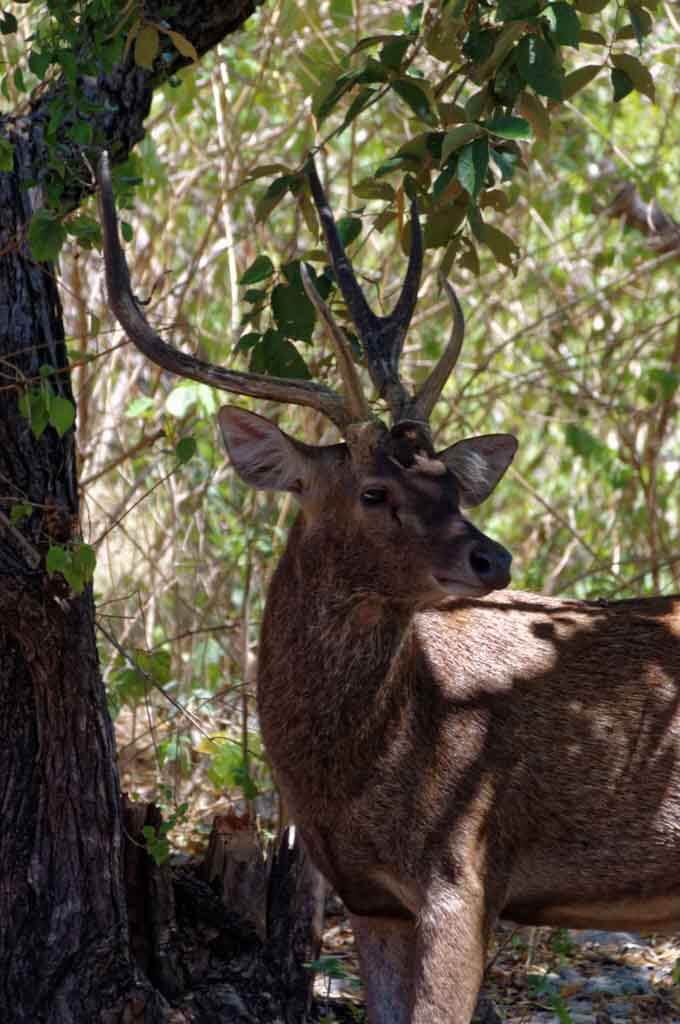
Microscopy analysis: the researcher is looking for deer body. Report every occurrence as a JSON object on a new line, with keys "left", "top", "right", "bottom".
{"left": 97, "top": 152, "right": 680, "bottom": 1024}
{"left": 257, "top": 499, "right": 680, "bottom": 1021}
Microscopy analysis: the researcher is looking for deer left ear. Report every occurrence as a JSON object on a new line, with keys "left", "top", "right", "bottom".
{"left": 217, "top": 406, "right": 312, "bottom": 493}
{"left": 438, "top": 434, "right": 518, "bottom": 508}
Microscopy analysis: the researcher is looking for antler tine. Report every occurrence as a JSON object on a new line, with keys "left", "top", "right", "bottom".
{"left": 96, "top": 152, "right": 353, "bottom": 433}
{"left": 383, "top": 192, "right": 423, "bottom": 368}
{"left": 299, "top": 263, "right": 372, "bottom": 423}
{"left": 307, "top": 158, "right": 380, "bottom": 343}
{"left": 307, "top": 157, "right": 422, "bottom": 422}
{"left": 412, "top": 276, "right": 465, "bottom": 421}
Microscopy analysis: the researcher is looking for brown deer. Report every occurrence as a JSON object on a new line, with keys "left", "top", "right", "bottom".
{"left": 97, "top": 152, "right": 680, "bottom": 1024}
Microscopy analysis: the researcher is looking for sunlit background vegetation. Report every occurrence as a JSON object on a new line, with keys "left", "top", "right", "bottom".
{"left": 5, "top": 0, "right": 678, "bottom": 841}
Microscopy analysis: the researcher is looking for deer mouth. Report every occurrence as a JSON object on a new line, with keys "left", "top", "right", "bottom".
{"left": 432, "top": 574, "right": 497, "bottom": 597}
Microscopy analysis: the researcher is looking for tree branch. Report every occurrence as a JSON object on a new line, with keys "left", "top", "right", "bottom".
{"left": 4, "top": 0, "right": 261, "bottom": 210}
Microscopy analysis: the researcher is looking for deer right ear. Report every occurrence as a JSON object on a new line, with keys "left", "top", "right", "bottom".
{"left": 217, "top": 407, "right": 310, "bottom": 493}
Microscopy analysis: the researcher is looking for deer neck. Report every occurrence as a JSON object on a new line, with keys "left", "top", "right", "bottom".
{"left": 257, "top": 515, "right": 416, "bottom": 781}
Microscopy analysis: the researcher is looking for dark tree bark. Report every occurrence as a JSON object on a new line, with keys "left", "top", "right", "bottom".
{"left": 0, "top": 5, "right": 275, "bottom": 1022}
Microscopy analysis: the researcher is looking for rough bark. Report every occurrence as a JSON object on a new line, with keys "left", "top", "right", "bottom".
{"left": 122, "top": 803, "right": 325, "bottom": 1024}
{"left": 0, "top": 4, "right": 268, "bottom": 1022}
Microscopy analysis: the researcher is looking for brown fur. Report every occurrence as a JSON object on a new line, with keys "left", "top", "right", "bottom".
{"left": 251, "top": 437, "right": 680, "bottom": 1024}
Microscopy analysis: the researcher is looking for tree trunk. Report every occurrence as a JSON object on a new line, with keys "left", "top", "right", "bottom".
{"left": 0, "top": 5, "right": 290, "bottom": 1021}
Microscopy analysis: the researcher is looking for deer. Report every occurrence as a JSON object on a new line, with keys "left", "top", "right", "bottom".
{"left": 97, "top": 151, "right": 680, "bottom": 1024}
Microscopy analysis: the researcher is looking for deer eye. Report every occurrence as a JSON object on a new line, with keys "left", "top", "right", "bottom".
{"left": 361, "top": 487, "right": 388, "bottom": 506}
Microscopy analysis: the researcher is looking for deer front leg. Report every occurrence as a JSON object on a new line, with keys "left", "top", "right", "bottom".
{"left": 349, "top": 912, "right": 415, "bottom": 1024}
{"left": 411, "top": 884, "right": 487, "bottom": 1024}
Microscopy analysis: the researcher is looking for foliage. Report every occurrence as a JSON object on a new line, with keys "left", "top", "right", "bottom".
{"left": 46, "top": 541, "right": 96, "bottom": 594}
{"left": 2, "top": 0, "right": 679, "bottom": 878}
{"left": 141, "top": 801, "right": 189, "bottom": 866}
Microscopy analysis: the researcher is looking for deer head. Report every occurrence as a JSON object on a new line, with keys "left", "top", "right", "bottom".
{"left": 97, "top": 152, "right": 517, "bottom": 603}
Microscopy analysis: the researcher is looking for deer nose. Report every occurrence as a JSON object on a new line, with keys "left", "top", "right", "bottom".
{"left": 468, "top": 540, "right": 512, "bottom": 589}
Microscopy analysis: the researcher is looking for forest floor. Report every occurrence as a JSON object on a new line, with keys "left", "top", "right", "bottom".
{"left": 314, "top": 909, "right": 680, "bottom": 1023}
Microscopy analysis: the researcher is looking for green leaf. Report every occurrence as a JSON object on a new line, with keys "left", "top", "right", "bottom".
{"left": 331, "top": 0, "right": 353, "bottom": 21}
{"left": 250, "top": 329, "right": 311, "bottom": 379}
{"left": 458, "top": 235, "right": 480, "bottom": 275}
{"left": 69, "top": 119, "right": 92, "bottom": 146}
{"left": 136, "top": 649, "right": 172, "bottom": 685}
{"left": 337, "top": 215, "right": 362, "bottom": 246}
{"left": 424, "top": 202, "right": 466, "bottom": 247}
{"left": 10, "top": 502, "right": 32, "bottom": 525}
{"left": 0, "top": 137, "right": 13, "bottom": 172}
{"left": 125, "top": 396, "right": 155, "bottom": 418}
{"left": 564, "top": 423, "right": 610, "bottom": 462}
{"left": 240, "top": 254, "right": 275, "bottom": 285}
{"left": 479, "top": 223, "right": 520, "bottom": 268}
{"left": 573, "top": 0, "right": 609, "bottom": 12}
{"left": 356, "top": 57, "right": 389, "bottom": 85}
{"left": 72, "top": 542, "right": 96, "bottom": 583}
{"left": 19, "top": 389, "right": 49, "bottom": 439}
{"left": 562, "top": 63, "right": 603, "bottom": 99}
{"left": 611, "top": 53, "right": 655, "bottom": 100}
{"left": 579, "top": 29, "right": 607, "bottom": 44}
{"left": 0, "top": 11, "right": 17, "bottom": 33}
{"left": 46, "top": 545, "right": 69, "bottom": 575}
{"left": 625, "top": 4, "right": 653, "bottom": 46}
{"left": 49, "top": 396, "right": 75, "bottom": 437}
{"left": 517, "top": 91, "right": 550, "bottom": 139}
{"left": 441, "top": 124, "right": 482, "bottom": 164}
{"left": 256, "top": 175, "right": 296, "bottom": 224}
{"left": 206, "top": 740, "right": 246, "bottom": 790}
{"left": 404, "top": 3, "right": 424, "bottom": 34}
{"left": 647, "top": 368, "right": 679, "bottom": 401}
{"left": 484, "top": 115, "right": 532, "bottom": 139}
{"left": 314, "top": 71, "right": 359, "bottom": 121}
{"left": 464, "top": 86, "right": 491, "bottom": 122}
{"left": 517, "top": 35, "right": 564, "bottom": 100}
{"left": 271, "top": 284, "right": 315, "bottom": 342}
{"left": 29, "top": 51, "right": 51, "bottom": 80}
{"left": 342, "top": 86, "right": 378, "bottom": 128}
{"left": 236, "top": 331, "right": 262, "bottom": 353}
{"left": 497, "top": 0, "right": 541, "bottom": 18}
{"left": 165, "top": 383, "right": 200, "bottom": 417}
{"left": 611, "top": 67, "right": 634, "bottom": 102}
{"left": 121, "top": 221, "right": 133, "bottom": 242}
{"left": 491, "top": 148, "right": 520, "bottom": 181}
{"left": 66, "top": 215, "right": 101, "bottom": 247}
{"left": 380, "top": 35, "right": 410, "bottom": 70}
{"left": 352, "top": 178, "right": 395, "bottom": 201}
{"left": 479, "top": 188, "right": 511, "bottom": 212}
{"left": 545, "top": 3, "right": 581, "bottom": 46}
{"left": 457, "top": 137, "right": 489, "bottom": 199}
{"left": 28, "top": 208, "right": 66, "bottom": 263}
{"left": 164, "top": 29, "right": 198, "bottom": 62}
{"left": 391, "top": 77, "right": 437, "bottom": 125}
{"left": 432, "top": 159, "right": 459, "bottom": 202}
{"left": 134, "top": 25, "right": 159, "bottom": 70}
{"left": 175, "top": 437, "right": 197, "bottom": 464}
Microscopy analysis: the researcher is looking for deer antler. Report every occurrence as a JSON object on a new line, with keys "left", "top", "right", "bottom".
{"left": 306, "top": 157, "right": 423, "bottom": 422}
{"left": 96, "top": 152, "right": 355, "bottom": 432}
{"left": 411, "top": 276, "right": 465, "bottom": 421}
{"left": 299, "top": 262, "right": 372, "bottom": 424}
{"left": 305, "top": 157, "right": 465, "bottom": 427}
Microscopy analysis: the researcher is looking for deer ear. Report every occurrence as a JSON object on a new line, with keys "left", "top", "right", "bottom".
{"left": 217, "top": 406, "right": 310, "bottom": 493}
{"left": 438, "top": 434, "right": 518, "bottom": 508}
